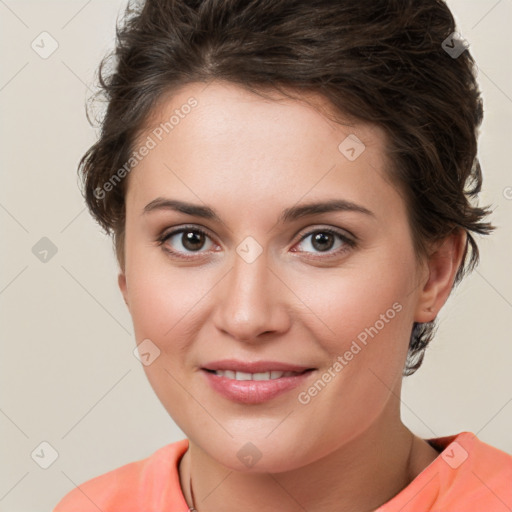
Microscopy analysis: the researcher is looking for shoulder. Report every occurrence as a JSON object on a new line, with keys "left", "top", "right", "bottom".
{"left": 443, "top": 431, "right": 512, "bottom": 473}
{"left": 52, "top": 439, "right": 189, "bottom": 512}
{"left": 378, "top": 432, "right": 512, "bottom": 512}
{"left": 434, "top": 432, "right": 512, "bottom": 510}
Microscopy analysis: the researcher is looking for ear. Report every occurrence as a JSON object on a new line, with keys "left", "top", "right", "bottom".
{"left": 118, "top": 271, "right": 129, "bottom": 309}
{"left": 414, "top": 229, "right": 467, "bottom": 323}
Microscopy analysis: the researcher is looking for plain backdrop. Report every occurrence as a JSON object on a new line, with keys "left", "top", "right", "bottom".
{"left": 1, "top": 1, "right": 511, "bottom": 510}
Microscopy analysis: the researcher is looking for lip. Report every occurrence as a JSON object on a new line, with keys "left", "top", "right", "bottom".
{"left": 201, "top": 359, "right": 316, "bottom": 404}
{"left": 202, "top": 359, "right": 313, "bottom": 373}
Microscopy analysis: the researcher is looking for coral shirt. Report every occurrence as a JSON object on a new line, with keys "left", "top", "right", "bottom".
{"left": 53, "top": 431, "right": 512, "bottom": 511}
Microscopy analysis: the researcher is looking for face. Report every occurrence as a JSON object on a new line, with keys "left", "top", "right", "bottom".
{"left": 119, "top": 81, "right": 430, "bottom": 472}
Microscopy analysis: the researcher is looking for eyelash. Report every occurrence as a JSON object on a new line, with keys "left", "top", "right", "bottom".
{"left": 156, "top": 225, "right": 357, "bottom": 261}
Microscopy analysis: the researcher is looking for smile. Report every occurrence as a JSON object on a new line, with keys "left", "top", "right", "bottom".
{"left": 200, "top": 360, "right": 316, "bottom": 404}
{"left": 206, "top": 369, "right": 304, "bottom": 380}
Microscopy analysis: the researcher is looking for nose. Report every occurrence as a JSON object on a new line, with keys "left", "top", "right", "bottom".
{"left": 212, "top": 249, "right": 292, "bottom": 344}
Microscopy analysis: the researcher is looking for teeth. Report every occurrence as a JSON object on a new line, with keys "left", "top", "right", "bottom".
{"left": 212, "top": 370, "right": 297, "bottom": 380}
{"left": 253, "top": 372, "right": 272, "bottom": 380}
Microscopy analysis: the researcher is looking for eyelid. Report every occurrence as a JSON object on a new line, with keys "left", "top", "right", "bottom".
{"left": 295, "top": 224, "right": 356, "bottom": 243}
{"left": 159, "top": 224, "right": 216, "bottom": 242}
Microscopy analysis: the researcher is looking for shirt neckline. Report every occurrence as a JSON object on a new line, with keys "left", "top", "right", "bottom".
{"left": 172, "top": 432, "right": 473, "bottom": 511}
{"left": 375, "top": 431, "right": 474, "bottom": 511}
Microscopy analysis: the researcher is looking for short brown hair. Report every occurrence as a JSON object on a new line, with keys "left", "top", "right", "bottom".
{"left": 79, "top": 0, "right": 494, "bottom": 375}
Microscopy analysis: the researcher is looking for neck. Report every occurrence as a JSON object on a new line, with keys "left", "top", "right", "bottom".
{"left": 178, "top": 404, "right": 438, "bottom": 512}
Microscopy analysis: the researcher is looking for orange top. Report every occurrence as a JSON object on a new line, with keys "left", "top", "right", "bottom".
{"left": 53, "top": 432, "right": 512, "bottom": 511}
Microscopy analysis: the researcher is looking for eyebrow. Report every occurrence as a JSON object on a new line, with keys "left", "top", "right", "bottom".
{"left": 143, "top": 197, "right": 375, "bottom": 223}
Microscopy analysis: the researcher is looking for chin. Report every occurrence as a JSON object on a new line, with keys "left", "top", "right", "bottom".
{"left": 189, "top": 430, "right": 333, "bottom": 474}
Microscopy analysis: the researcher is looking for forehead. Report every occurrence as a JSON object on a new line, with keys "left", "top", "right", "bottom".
{"left": 138, "top": 80, "right": 386, "bottom": 152}
{"left": 126, "top": 80, "right": 401, "bottom": 220}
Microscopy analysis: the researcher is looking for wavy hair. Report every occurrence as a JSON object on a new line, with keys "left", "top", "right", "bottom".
{"left": 79, "top": 0, "right": 495, "bottom": 375}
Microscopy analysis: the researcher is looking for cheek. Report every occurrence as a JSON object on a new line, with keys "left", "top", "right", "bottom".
{"left": 125, "top": 244, "right": 226, "bottom": 372}
{"left": 124, "top": 256, "right": 205, "bottom": 425}
{"left": 297, "top": 257, "right": 414, "bottom": 356}
{"left": 290, "top": 266, "right": 414, "bottom": 437}
{"left": 127, "top": 266, "right": 201, "bottom": 345}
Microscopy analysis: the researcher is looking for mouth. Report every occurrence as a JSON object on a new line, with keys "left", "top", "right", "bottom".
{"left": 203, "top": 368, "right": 311, "bottom": 380}
{"left": 200, "top": 360, "right": 316, "bottom": 404}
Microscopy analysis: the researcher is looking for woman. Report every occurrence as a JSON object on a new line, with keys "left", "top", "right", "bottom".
{"left": 54, "top": 0, "right": 512, "bottom": 510}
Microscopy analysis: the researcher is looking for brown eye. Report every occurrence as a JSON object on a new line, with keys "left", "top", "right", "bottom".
{"left": 180, "top": 230, "right": 207, "bottom": 251}
{"left": 159, "top": 226, "right": 216, "bottom": 258}
{"left": 294, "top": 228, "right": 356, "bottom": 258}
{"left": 310, "top": 232, "right": 335, "bottom": 252}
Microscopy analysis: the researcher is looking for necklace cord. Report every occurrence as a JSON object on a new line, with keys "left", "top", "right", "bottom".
{"left": 189, "top": 473, "right": 197, "bottom": 512}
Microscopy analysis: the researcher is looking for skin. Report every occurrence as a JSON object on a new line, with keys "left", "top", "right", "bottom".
{"left": 118, "top": 80, "right": 467, "bottom": 512}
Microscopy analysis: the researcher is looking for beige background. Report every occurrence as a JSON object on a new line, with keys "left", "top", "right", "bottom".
{"left": 0, "top": 1, "right": 511, "bottom": 510}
